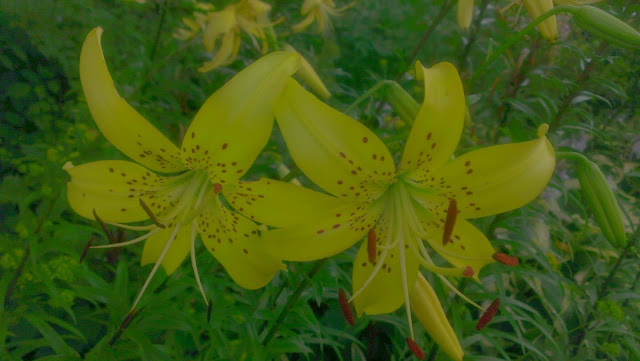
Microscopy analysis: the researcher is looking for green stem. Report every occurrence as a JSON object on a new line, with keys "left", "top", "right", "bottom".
{"left": 470, "top": 5, "right": 577, "bottom": 85}
{"left": 556, "top": 151, "right": 589, "bottom": 163}
{"left": 345, "top": 80, "right": 393, "bottom": 114}
{"left": 149, "top": 0, "right": 168, "bottom": 61}
{"left": 261, "top": 259, "right": 328, "bottom": 346}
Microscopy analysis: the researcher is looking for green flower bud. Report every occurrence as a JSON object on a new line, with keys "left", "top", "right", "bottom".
{"left": 384, "top": 81, "right": 420, "bottom": 125}
{"left": 571, "top": 6, "right": 640, "bottom": 50}
{"left": 576, "top": 158, "right": 626, "bottom": 247}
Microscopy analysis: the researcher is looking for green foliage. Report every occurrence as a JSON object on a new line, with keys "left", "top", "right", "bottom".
{"left": 1, "top": 0, "right": 639, "bottom": 360}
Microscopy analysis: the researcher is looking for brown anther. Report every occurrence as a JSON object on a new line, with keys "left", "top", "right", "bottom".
{"left": 139, "top": 199, "right": 166, "bottom": 229}
{"left": 207, "top": 298, "right": 213, "bottom": 322}
{"left": 406, "top": 338, "right": 425, "bottom": 359}
{"left": 338, "top": 288, "right": 355, "bottom": 326}
{"left": 79, "top": 235, "right": 95, "bottom": 263}
{"left": 93, "top": 209, "right": 115, "bottom": 242}
{"left": 367, "top": 229, "right": 377, "bottom": 263}
{"left": 492, "top": 252, "right": 519, "bottom": 266}
{"left": 462, "top": 265, "right": 474, "bottom": 277}
{"left": 476, "top": 298, "right": 500, "bottom": 331}
{"left": 109, "top": 308, "right": 137, "bottom": 345}
{"left": 442, "top": 199, "right": 458, "bottom": 245}
{"left": 213, "top": 183, "right": 223, "bottom": 194}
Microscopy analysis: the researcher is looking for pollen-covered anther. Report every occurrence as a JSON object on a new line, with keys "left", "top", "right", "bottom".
{"left": 139, "top": 199, "right": 166, "bottom": 229}
{"left": 442, "top": 199, "right": 458, "bottom": 245}
{"left": 93, "top": 209, "right": 115, "bottom": 242}
{"left": 406, "top": 338, "right": 425, "bottom": 359}
{"left": 110, "top": 307, "right": 137, "bottom": 346}
{"left": 213, "top": 183, "right": 223, "bottom": 194}
{"left": 492, "top": 252, "right": 519, "bottom": 266}
{"left": 79, "top": 235, "right": 95, "bottom": 263}
{"left": 476, "top": 298, "right": 500, "bottom": 331}
{"left": 462, "top": 265, "right": 474, "bottom": 277}
{"left": 338, "top": 288, "right": 355, "bottom": 326}
{"left": 367, "top": 229, "right": 377, "bottom": 263}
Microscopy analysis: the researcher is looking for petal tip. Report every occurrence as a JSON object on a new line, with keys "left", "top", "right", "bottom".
{"left": 537, "top": 123, "right": 549, "bottom": 137}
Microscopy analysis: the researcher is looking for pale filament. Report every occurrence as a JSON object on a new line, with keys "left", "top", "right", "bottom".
{"left": 393, "top": 192, "right": 415, "bottom": 340}
{"left": 91, "top": 228, "right": 161, "bottom": 249}
{"left": 191, "top": 221, "right": 208, "bottom": 306}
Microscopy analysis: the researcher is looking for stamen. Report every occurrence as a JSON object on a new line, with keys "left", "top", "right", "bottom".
{"left": 93, "top": 209, "right": 115, "bottom": 242}
{"left": 442, "top": 199, "right": 458, "bottom": 245}
{"left": 338, "top": 288, "right": 355, "bottom": 326}
{"left": 207, "top": 298, "right": 213, "bottom": 322}
{"left": 109, "top": 308, "right": 137, "bottom": 345}
{"left": 106, "top": 222, "right": 156, "bottom": 231}
{"left": 493, "top": 252, "right": 519, "bottom": 266}
{"left": 190, "top": 222, "right": 208, "bottom": 305}
{"left": 91, "top": 228, "right": 161, "bottom": 249}
{"left": 129, "top": 224, "right": 181, "bottom": 314}
{"left": 79, "top": 235, "right": 95, "bottom": 263}
{"left": 349, "top": 249, "right": 389, "bottom": 302}
{"left": 462, "top": 265, "right": 474, "bottom": 277}
{"left": 367, "top": 229, "right": 377, "bottom": 263}
{"left": 213, "top": 183, "right": 223, "bottom": 194}
{"left": 476, "top": 298, "right": 500, "bottom": 331}
{"left": 406, "top": 338, "right": 425, "bottom": 359}
{"left": 437, "top": 274, "right": 483, "bottom": 310}
{"left": 139, "top": 199, "right": 166, "bottom": 229}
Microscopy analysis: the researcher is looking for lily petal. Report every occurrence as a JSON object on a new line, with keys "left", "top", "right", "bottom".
{"left": 457, "top": 0, "right": 475, "bottom": 30}
{"left": 66, "top": 160, "right": 173, "bottom": 223}
{"left": 262, "top": 200, "right": 383, "bottom": 261}
{"left": 399, "top": 62, "right": 465, "bottom": 178}
{"left": 203, "top": 8, "right": 236, "bottom": 53}
{"left": 352, "top": 221, "right": 420, "bottom": 315}
{"left": 198, "top": 199, "right": 285, "bottom": 289}
{"left": 183, "top": 51, "right": 300, "bottom": 184}
{"left": 429, "top": 132, "right": 555, "bottom": 219}
{"left": 199, "top": 29, "right": 240, "bottom": 72}
{"left": 223, "top": 179, "right": 346, "bottom": 228}
{"left": 79, "top": 28, "right": 185, "bottom": 173}
{"left": 417, "top": 209, "right": 496, "bottom": 278}
{"left": 141, "top": 224, "right": 191, "bottom": 275}
{"left": 410, "top": 273, "right": 464, "bottom": 361}
{"left": 522, "top": 0, "right": 558, "bottom": 41}
{"left": 275, "top": 78, "right": 395, "bottom": 201}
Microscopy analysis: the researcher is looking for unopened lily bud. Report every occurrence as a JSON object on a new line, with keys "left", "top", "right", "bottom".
{"left": 576, "top": 158, "right": 626, "bottom": 247}
{"left": 571, "top": 6, "right": 640, "bottom": 50}
{"left": 522, "top": 0, "right": 558, "bottom": 42}
{"left": 457, "top": 0, "right": 475, "bottom": 30}
{"left": 384, "top": 81, "right": 420, "bottom": 125}
{"left": 283, "top": 44, "right": 331, "bottom": 99}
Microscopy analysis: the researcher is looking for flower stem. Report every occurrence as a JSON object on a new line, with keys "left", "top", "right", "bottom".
{"left": 261, "top": 259, "right": 328, "bottom": 346}
{"left": 149, "top": 0, "right": 168, "bottom": 61}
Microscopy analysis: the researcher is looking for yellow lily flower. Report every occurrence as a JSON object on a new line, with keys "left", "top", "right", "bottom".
{"left": 222, "top": 62, "right": 555, "bottom": 358}
{"left": 522, "top": 0, "right": 558, "bottom": 41}
{"left": 292, "top": 0, "right": 355, "bottom": 34}
{"left": 457, "top": 0, "right": 475, "bottom": 30}
{"left": 66, "top": 28, "right": 299, "bottom": 315}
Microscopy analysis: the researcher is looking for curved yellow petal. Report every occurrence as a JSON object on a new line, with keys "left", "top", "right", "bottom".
{"left": 198, "top": 29, "right": 239, "bottom": 72}
{"left": 262, "top": 200, "right": 383, "bottom": 261}
{"left": 198, "top": 199, "right": 285, "bottom": 289}
{"left": 79, "top": 28, "right": 185, "bottom": 173}
{"left": 418, "top": 213, "right": 496, "bottom": 277}
{"left": 410, "top": 274, "right": 464, "bottom": 361}
{"left": 203, "top": 8, "right": 236, "bottom": 53}
{"left": 283, "top": 44, "right": 331, "bottom": 99}
{"left": 352, "top": 222, "right": 420, "bottom": 315}
{"left": 292, "top": 13, "right": 316, "bottom": 33}
{"left": 141, "top": 224, "right": 191, "bottom": 275}
{"left": 522, "top": 0, "right": 558, "bottom": 41}
{"left": 457, "top": 0, "right": 474, "bottom": 30}
{"left": 275, "top": 78, "right": 395, "bottom": 201}
{"left": 223, "top": 178, "right": 346, "bottom": 228}
{"left": 184, "top": 51, "right": 300, "bottom": 184}
{"left": 399, "top": 62, "right": 465, "bottom": 179}
{"left": 430, "top": 133, "right": 555, "bottom": 219}
{"left": 65, "top": 160, "right": 170, "bottom": 223}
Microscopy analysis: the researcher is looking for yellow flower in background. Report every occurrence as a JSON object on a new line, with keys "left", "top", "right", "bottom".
{"left": 220, "top": 62, "right": 555, "bottom": 358}
{"left": 292, "top": 0, "right": 355, "bottom": 34}
{"left": 67, "top": 28, "right": 299, "bottom": 317}
{"left": 457, "top": 0, "right": 475, "bottom": 30}
{"left": 522, "top": 0, "right": 558, "bottom": 41}
{"left": 174, "top": 0, "right": 273, "bottom": 72}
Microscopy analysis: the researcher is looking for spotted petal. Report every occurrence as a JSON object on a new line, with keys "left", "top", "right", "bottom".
{"left": 275, "top": 78, "right": 396, "bottom": 201}
{"left": 141, "top": 224, "right": 191, "bottom": 275}
{"left": 223, "top": 178, "right": 346, "bottom": 228}
{"left": 429, "top": 130, "right": 555, "bottom": 219}
{"left": 352, "top": 220, "right": 420, "bottom": 315}
{"left": 182, "top": 51, "right": 300, "bottom": 184}
{"left": 198, "top": 199, "right": 285, "bottom": 289}
{"left": 262, "top": 200, "right": 384, "bottom": 261}
{"left": 399, "top": 62, "right": 465, "bottom": 178}
{"left": 80, "top": 28, "right": 185, "bottom": 173}
{"left": 65, "top": 160, "right": 174, "bottom": 223}
{"left": 410, "top": 273, "right": 464, "bottom": 361}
